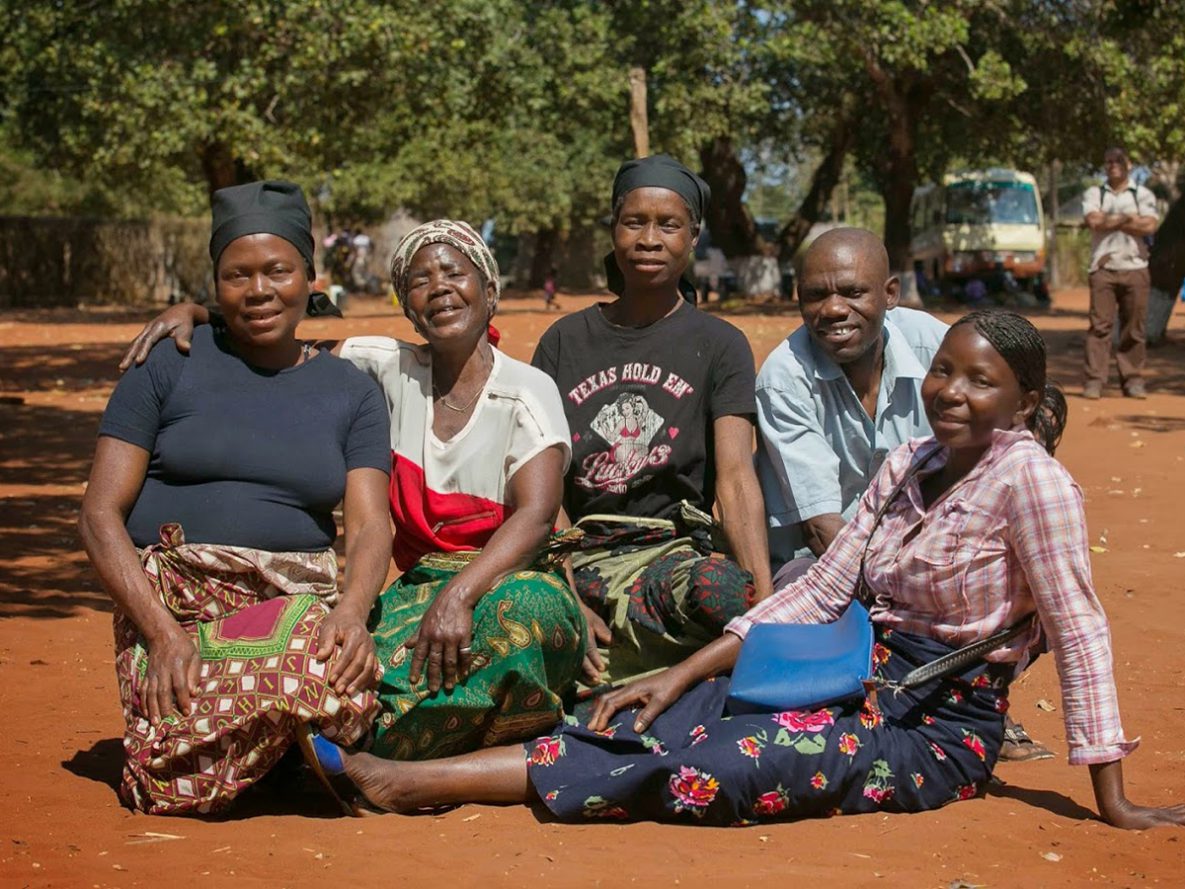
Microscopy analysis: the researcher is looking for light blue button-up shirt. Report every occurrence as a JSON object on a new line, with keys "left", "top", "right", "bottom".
{"left": 756, "top": 307, "right": 949, "bottom": 565}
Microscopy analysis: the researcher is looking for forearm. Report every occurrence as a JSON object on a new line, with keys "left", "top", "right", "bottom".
{"left": 446, "top": 507, "right": 554, "bottom": 607}
{"left": 674, "top": 632, "right": 743, "bottom": 684}
{"left": 716, "top": 474, "right": 773, "bottom": 601}
{"left": 338, "top": 516, "right": 392, "bottom": 617}
{"left": 78, "top": 506, "right": 178, "bottom": 643}
{"left": 1120, "top": 216, "right": 1157, "bottom": 237}
{"left": 801, "top": 513, "right": 844, "bottom": 559}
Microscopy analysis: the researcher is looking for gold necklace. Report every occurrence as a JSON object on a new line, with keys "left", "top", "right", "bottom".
{"left": 433, "top": 352, "right": 492, "bottom": 413}
{"left": 433, "top": 382, "right": 484, "bottom": 413}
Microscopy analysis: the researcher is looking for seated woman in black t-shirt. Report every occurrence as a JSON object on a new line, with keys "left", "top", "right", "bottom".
{"left": 531, "top": 155, "right": 773, "bottom": 690}
{"left": 78, "top": 181, "right": 392, "bottom": 816}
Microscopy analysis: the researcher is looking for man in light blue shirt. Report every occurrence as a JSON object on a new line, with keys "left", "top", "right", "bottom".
{"left": 756, "top": 228, "right": 1051, "bottom": 762}
{"left": 757, "top": 227, "right": 947, "bottom": 571}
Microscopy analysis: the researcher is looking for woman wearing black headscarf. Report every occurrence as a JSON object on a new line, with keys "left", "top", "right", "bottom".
{"left": 531, "top": 154, "right": 773, "bottom": 693}
{"left": 79, "top": 181, "right": 393, "bottom": 815}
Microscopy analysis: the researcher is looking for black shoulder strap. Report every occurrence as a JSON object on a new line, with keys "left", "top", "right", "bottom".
{"left": 854, "top": 445, "right": 1039, "bottom": 690}
{"left": 854, "top": 445, "right": 941, "bottom": 607}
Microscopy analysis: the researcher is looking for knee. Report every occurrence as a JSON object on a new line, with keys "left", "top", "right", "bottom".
{"left": 476, "top": 574, "right": 583, "bottom": 635}
{"left": 687, "top": 557, "right": 754, "bottom": 627}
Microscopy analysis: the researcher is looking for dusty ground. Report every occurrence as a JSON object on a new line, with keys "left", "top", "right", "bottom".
{"left": 2, "top": 288, "right": 1184, "bottom": 888}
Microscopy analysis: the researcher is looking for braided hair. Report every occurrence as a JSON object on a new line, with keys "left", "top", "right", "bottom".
{"left": 949, "top": 310, "right": 1068, "bottom": 455}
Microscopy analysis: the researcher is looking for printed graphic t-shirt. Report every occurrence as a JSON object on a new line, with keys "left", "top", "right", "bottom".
{"left": 532, "top": 302, "right": 756, "bottom": 521}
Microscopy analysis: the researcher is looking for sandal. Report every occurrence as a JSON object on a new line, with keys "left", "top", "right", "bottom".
{"left": 998, "top": 719, "right": 1054, "bottom": 762}
{"left": 295, "top": 726, "right": 381, "bottom": 817}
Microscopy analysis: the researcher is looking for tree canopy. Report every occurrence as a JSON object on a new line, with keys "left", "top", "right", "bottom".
{"left": 3, "top": 0, "right": 1180, "bottom": 277}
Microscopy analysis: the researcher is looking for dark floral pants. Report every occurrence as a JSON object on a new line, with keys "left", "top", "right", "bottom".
{"left": 527, "top": 628, "right": 1010, "bottom": 826}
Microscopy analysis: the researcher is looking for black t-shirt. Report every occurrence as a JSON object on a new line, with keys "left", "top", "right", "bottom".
{"left": 99, "top": 326, "right": 390, "bottom": 551}
{"left": 532, "top": 302, "right": 756, "bottom": 520}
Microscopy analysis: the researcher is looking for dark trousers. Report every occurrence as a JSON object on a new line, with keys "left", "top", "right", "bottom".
{"left": 1085, "top": 267, "right": 1150, "bottom": 386}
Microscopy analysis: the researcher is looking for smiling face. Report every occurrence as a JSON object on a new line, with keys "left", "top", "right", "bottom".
{"left": 612, "top": 187, "right": 698, "bottom": 293}
{"left": 922, "top": 324, "right": 1039, "bottom": 455}
{"left": 403, "top": 242, "right": 495, "bottom": 346}
{"left": 215, "top": 233, "right": 310, "bottom": 349}
{"left": 797, "top": 232, "right": 898, "bottom": 366}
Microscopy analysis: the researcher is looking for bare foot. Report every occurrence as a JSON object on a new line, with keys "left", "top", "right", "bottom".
{"left": 341, "top": 749, "right": 416, "bottom": 813}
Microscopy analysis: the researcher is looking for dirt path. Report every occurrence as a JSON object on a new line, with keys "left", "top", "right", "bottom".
{"left": 2, "top": 290, "right": 1184, "bottom": 888}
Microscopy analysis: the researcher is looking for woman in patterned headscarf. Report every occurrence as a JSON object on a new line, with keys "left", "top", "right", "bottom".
{"left": 118, "top": 219, "right": 587, "bottom": 814}
{"left": 325, "top": 220, "right": 586, "bottom": 782}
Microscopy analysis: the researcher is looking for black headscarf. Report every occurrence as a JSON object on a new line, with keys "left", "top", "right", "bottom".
{"left": 605, "top": 155, "right": 711, "bottom": 303}
{"left": 208, "top": 180, "right": 341, "bottom": 317}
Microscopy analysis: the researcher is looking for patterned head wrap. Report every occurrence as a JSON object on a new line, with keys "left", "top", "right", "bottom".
{"left": 389, "top": 219, "right": 501, "bottom": 316}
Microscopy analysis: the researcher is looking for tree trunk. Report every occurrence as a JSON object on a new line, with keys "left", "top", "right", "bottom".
{"left": 628, "top": 66, "right": 650, "bottom": 159}
{"left": 861, "top": 53, "right": 923, "bottom": 274}
{"left": 882, "top": 165, "right": 916, "bottom": 274}
{"left": 528, "top": 227, "right": 560, "bottom": 289}
{"left": 199, "top": 142, "right": 254, "bottom": 201}
{"left": 698, "top": 136, "right": 760, "bottom": 258}
{"left": 777, "top": 113, "right": 853, "bottom": 262}
{"left": 879, "top": 99, "right": 920, "bottom": 274}
{"left": 1048, "top": 159, "right": 1061, "bottom": 288}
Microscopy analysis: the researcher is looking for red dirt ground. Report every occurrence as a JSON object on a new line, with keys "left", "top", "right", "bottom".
{"left": 2, "top": 289, "right": 1184, "bottom": 888}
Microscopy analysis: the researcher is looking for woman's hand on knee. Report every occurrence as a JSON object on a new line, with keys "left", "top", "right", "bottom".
{"left": 144, "top": 624, "right": 201, "bottom": 726}
{"left": 587, "top": 667, "right": 692, "bottom": 735}
{"left": 315, "top": 606, "right": 379, "bottom": 696}
{"left": 407, "top": 588, "right": 475, "bottom": 694}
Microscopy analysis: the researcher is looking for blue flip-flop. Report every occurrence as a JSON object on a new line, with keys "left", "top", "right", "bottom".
{"left": 296, "top": 726, "right": 378, "bottom": 817}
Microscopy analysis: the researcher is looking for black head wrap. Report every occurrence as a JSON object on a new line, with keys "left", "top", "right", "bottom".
{"left": 208, "top": 180, "right": 341, "bottom": 318}
{"left": 605, "top": 154, "right": 710, "bottom": 303}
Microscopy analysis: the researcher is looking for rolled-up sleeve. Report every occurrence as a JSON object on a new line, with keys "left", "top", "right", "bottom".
{"left": 756, "top": 374, "right": 842, "bottom": 526}
{"left": 1010, "top": 459, "right": 1138, "bottom": 765}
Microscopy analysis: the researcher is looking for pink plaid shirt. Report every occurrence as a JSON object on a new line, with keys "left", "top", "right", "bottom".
{"left": 728, "top": 429, "right": 1136, "bottom": 766}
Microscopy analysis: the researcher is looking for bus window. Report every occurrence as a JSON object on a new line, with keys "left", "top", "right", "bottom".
{"left": 946, "top": 182, "right": 1038, "bottom": 225}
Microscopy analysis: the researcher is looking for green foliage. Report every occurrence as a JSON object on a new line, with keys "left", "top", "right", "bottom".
{"left": 2, "top": 0, "right": 1181, "bottom": 254}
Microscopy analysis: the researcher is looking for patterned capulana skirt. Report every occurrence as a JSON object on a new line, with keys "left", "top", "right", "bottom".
{"left": 367, "top": 552, "right": 586, "bottom": 761}
{"left": 570, "top": 504, "right": 755, "bottom": 687}
{"left": 526, "top": 627, "right": 1011, "bottom": 825}
{"left": 117, "top": 525, "right": 379, "bottom": 816}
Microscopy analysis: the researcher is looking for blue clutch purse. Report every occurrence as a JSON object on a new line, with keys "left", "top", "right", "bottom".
{"left": 725, "top": 600, "right": 873, "bottom": 714}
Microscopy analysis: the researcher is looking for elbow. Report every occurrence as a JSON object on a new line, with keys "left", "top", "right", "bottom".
{"left": 77, "top": 502, "right": 98, "bottom": 553}
{"left": 509, "top": 504, "right": 556, "bottom": 554}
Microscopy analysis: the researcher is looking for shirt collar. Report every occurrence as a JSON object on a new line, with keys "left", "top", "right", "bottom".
{"left": 808, "top": 314, "right": 928, "bottom": 384}
{"left": 911, "top": 427, "right": 1038, "bottom": 494}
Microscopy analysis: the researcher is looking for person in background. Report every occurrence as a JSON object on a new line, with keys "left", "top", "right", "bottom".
{"left": 1146, "top": 191, "right": 1185, "bottom": 346}
{"left": 543, "top": 265, "right": 560, "bottom": 310}
{"left": 1082, "top": 147, "right": 1159, "bottom": 399}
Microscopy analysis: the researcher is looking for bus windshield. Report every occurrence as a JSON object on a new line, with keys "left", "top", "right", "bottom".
{"left": 945, "top": 181, "right": 1039, "bottom": 225}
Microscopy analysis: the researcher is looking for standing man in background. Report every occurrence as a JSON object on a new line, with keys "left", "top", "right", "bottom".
{"left": 1082, "top": 147, "right": 1159, "bottom": 399}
